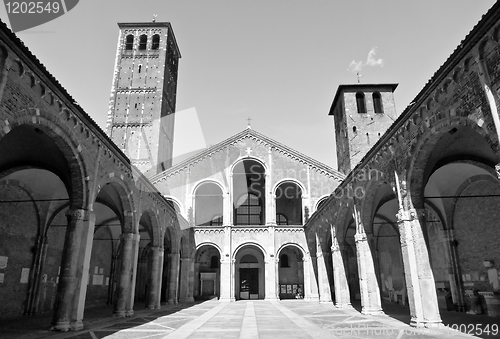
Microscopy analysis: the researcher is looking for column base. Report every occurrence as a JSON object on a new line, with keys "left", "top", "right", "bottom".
{"left": 304, "top": 296, "right": 319, "bottom": 302}
{"left": 167, "top": 299, "right": 178, "bottom": 305}
{"left": 70, "top": 320, "right": 84, "bottom": 331}
{"left": 219, "top": 297, "right": 235, "bottom": 302}
{"left": 410, "top": 318, "right": 442, "bottom": 328}
{"left": 50, "top": 321, "right": 70, "bottom": 332}
{"left": 125, "top": 310, "right": 134, "bottom": 317}
{"left": 361, "top": 307, "right": 384, "bottom": 315}
{"left": 265, "top": 297, "right": 278, "bottom": 301}
{"left": 179, "top": 297, "right": 194, "bottom": 303}
{"left": 335, "top": 302, "right": 353, "bottom": 309}
{"left": 114, "top": 310, "right": 126, "bottom": 317}
{"left": 319, "top": 298, "right": 332, "bottom": 304}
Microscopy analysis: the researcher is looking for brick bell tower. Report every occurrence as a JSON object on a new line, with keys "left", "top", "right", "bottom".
{"left": 106, "top": 21, "right": 181, "bottom": 175}
{"left": 329, "top": 84, "right": 398, "bottom": 175}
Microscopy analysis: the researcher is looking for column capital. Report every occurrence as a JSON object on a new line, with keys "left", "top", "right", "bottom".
{"left": 396, "top": 208, "right": 422, "bottom": 222}
{"left": 66, "top": 208, "right": 89, "bottom": 221}
{"left": 354, "top": 231, "right": 367, "bottom": 243}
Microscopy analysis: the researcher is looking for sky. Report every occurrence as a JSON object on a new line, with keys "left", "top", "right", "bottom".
{"left": 0, "top": 0, "right": 496, "bottom": 170}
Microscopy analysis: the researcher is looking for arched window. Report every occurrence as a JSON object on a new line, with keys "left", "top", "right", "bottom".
{"left": 195, "top": 183, "right": 223, "bottom": 226}
{"left": 139, "top": 34, "right": 147, "bottom": 50}
{"left": 373, "top": 92, "right": 383, "bottom": 113}
{"left": 125, "top": 35, "right": 134, "bottom": 50}
{"left": 276, "top": 213, "right": 288, "bottom": 225}
{"left": 235, "top": 193, "right": 262, "bottom": 225}
{"left": 233, "top": 160, "right": 266, "bottom": 225}
{"left": 152, "top": 34, "right": 160, "bottom": 49}
{"left": 356, "top": 91, "right": 366, "bottom": 113}
{"left": 210, "top": 255, "right": 219, "bottom": 268}
{"left": 275, "top": 182, "right": 302, "bottom": 225}
{"left": 280, "top": 254, "right": 289, "bottom": 268}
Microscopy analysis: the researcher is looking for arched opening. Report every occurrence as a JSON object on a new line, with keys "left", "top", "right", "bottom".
{"left": 139, "top": 34, "right": 147, "bottom": 50}
{"left": 0, "top": 123, "right": 83, "bottom": 326}
{"left": 278, "top": 246, "right": 304, "bottom": 299}
{"left": 411, "top": 123, "right": 500, "bottom": 313}
{"left": 370, "top": 183, "right": 407, "bottom": 308}
{"left": 194, "top": 244, "right": 220, "bottom": 300}
{"left": 160, "top": 227, "right": 173, "bottom": 303}
{"left": 233, "top": 160, "right": 265, "bottom": 225}
{"left": 152, "top": 34, "right": 160, "bottom": 50}
{"left": 89, "top": 181, "right": 130, "bottom": 311}
{"left": 125, "top": 35, "right": 134, "bottom": 50}
{"left": 0, "top": 169, "right": 69, "bottom": 316}
{"left": 194, "top": 182, "right": 223, "bottom": 226}
{"left": 356, "top": 92, "right": 366, "bottom": 113}
{"left": 234, "top": 245, "right": 265, "bottom": 299}
{"left": 373, "top": 92, "right": 383, "bottom": 113}
{"left": 275, "top": 182, "right": 303, "bottom": 225}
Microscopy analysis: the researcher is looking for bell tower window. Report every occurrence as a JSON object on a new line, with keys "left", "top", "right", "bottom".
{"left": 356, "top": 92, "right": 366, "bottom": 113}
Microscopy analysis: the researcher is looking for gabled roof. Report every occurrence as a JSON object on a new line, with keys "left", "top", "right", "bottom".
{"left": 150, "top": 128, "right": 345, "bottom": 182}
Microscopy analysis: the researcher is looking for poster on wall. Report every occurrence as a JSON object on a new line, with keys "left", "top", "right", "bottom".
{"left": 0, "top": 256, "right": 8, "bottom": 269}
{"left": 20, "top": 268, "right": 30, "bottom": 283}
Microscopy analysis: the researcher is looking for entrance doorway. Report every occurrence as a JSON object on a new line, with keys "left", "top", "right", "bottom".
{"left": 239, "top": 268, "right": 258, "bottom": 299}
{"left": 234, "top": 246, "right": 265, "bottom": 300}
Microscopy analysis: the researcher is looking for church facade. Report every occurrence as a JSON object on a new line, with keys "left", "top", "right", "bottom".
{"left": 1, "top": 2, "right": 500, "bottom": 333}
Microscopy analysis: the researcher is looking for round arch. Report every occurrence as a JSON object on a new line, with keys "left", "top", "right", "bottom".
{"left": 0, "top": 112, "right": 88, "bottom": 209}
{"left": 230, "top": 155, "right": 268, "bottom": 174}
{"left": 272, "top": 178, "right": 307, "bottom": 197}
{"left": 407, "top": 117, "right": 497, "bottom": 208}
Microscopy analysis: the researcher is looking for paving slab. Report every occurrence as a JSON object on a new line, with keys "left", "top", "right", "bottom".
{"left": 1, "top": 299, "right": 499, "bottom": 339}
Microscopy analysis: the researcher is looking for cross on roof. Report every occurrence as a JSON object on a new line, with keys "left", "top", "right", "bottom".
{"left": 247, "top": 117, "right": 252, "bottom": 129}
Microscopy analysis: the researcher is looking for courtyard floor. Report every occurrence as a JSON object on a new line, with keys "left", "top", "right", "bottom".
{"left": 1, "top": 300, "right": 499, "bottom": 339}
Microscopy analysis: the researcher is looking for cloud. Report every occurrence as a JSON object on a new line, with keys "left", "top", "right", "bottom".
{"left": 348, "top": 47, "right": 384, "bottom": 74}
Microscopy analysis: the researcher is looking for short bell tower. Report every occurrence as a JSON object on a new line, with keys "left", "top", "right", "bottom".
{"left": 330, "top": 84, "right": 398, "bottom": 174}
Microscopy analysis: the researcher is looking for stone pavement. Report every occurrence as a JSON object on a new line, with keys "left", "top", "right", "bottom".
{"left": 1, "top": 300, "right": 499, "bottom": 339}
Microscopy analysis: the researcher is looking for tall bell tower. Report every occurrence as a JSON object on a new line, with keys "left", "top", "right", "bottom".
{"left": 330, "top": 84, "right": 398, "bottom": 175}
{"left": 107, "top": 21, "right": 181, "bottom": 175}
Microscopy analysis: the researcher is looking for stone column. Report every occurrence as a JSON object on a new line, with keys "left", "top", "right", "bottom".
{"left": 126, "top": 232, "right": 140, "bottom": 317}
{"left": 51, "top": 209, "right": 95, "bottom": 331}
{"left": 156, "top": 248, "right": 164, "bottom": 309}
{"left": 354, "top": 230, "right": 383, "bottom": 315}
{"left": 219, "top": 257, "right": 232, "bottom": 301}
{"left": 331, "top": 243, "right": 351, "bottom": 308}
{"left": 178, "top": 257, "right": 193, "bottom": 303}
{"left": 444, "top": 229, "right": 465, "bottom": 312}
{"left": 303, "top": 253, "right": 319, "bottom": 301}
{"left": 26, "top": 235, "right": 48, "bottom": 315}
{"left": 397, "top": 208, "right": 442, "bottom": 327}
{"left": 147, "top": 246, "right": 161, "bottom": 309}
{"left": 220, "top": 225, "right": 233, "bottom": 301}
{"left": 265, "top": 256, "right": 278, "bottom": 300}
{"left": 229, "top": 259, "right": 236, "bottom": 301}
{"left": 317, "top": 250, "right": 332, "bottom": 303}
{"left": 167, "top": 253, "right": 180, "bottom": 304}
{"left": 114, "top": 232, "right": 135, "bottom": 317}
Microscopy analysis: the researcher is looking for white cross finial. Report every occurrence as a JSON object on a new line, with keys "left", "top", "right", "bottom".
{"left": 247, "top": 117, "right": 252, "bottom": 129}
{"left": 246, "top": 147, "right": 252, "bottom": 156}
{"left": 152, "top": 14, "right": 157, "bottom": 22}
